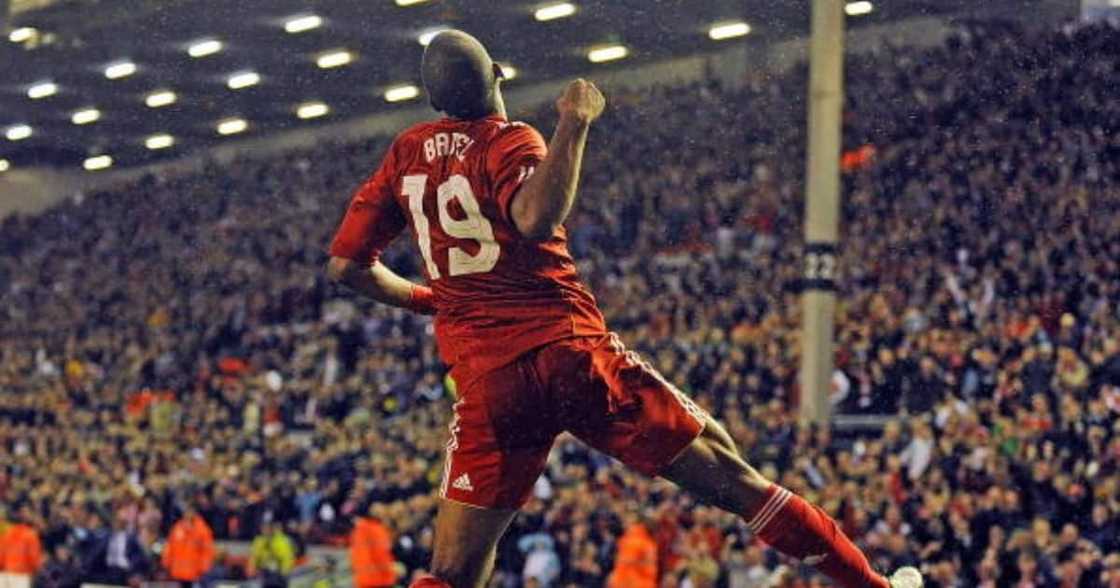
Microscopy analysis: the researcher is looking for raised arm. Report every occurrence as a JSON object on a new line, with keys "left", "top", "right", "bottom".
{"left": 509, "top": 78, "right": 605, "bottom": 241}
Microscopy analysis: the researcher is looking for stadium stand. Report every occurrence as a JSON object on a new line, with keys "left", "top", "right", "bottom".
{"left": 2, "top": 19, "right": 1120, "bottom": 587}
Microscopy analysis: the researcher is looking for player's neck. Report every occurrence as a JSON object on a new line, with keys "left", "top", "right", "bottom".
{"left": 448, "top": 106, "right": 505, "bottom": 122}
{"left": 492, "top": 92, "right": 507, "bottom": 119}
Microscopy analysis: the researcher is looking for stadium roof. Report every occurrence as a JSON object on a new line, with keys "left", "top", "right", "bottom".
{"left": 0, "top": 0, "right": 1065, "bottom": 171}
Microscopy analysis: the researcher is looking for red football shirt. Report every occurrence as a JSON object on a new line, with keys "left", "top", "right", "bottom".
{"left": 330, "top": 115, "right": 607, "bottom": 374}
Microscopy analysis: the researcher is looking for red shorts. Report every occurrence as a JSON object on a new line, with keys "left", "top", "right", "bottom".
{"left": 440, "top": 333, "right": 707, "bottom": 509}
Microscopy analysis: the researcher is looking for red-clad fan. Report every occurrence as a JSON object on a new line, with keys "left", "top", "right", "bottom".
{"left": 327, "top": 29, "right": 922, "bottom": 588}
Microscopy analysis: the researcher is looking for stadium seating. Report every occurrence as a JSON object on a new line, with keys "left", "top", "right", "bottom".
{"left": 2, "top": 20, "right": 1119, "bottom": 587}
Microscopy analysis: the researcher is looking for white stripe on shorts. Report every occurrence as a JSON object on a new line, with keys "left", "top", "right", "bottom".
{"left": 440, "top": 398, "right": 465, "bottom": 498}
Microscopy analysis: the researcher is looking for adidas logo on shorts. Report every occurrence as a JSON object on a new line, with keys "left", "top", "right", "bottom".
{"left": 452, "top": 473, "right": 474, "bottom": 492}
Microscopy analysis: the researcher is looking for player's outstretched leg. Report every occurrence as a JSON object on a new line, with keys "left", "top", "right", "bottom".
{"left": 413, "top": 499, "right": 518, "bottom": 588}
{"left": 553, "top": 333, "right": 917, "bottom": 586}
{"left": 661, "top": 416, "right": 912, "bottom": 588}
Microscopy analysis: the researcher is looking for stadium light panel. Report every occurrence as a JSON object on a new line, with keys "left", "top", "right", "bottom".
{"left": 27, "top": 81, "right": 58, "bottom": 99}
{"left": 709, "top": 21, "right": 751, "bottom": 40}
{"left": 0, "top": 159, "right": 9, "bottom": 172}
{"left": 845, "top": 1, "right": 874, "bottom": 16}
{"left": 71, "top": 108, "right": 101, "bottom": 125}
{"left": 284, "top": 14, "right": 322, "bottom": 33}
{"left": 83, "top": 155, "right": 113, "bottom": 171}
{"left": 188, "top": 39, "right": 223, "bottom": 58}
{"left": 5, "top": 125, "right": 32, "bottom": 141}
{"left": 9, "top": 27, "right": 37, "bottom": 43}
{"left": 418, "top": 27, "right": 450, "bottom": 46}
{"left": 297, "top": 102, "right": 330, "bottom": 119}
{"left": 316, "top": 50, "right": 354, "bottom": 69}
{"left": 587, "top": 45, "right": 628, "bottom": 63}
{"left": 535, "top": 2, "right": 577, "bottom": 21}
{"left": 145, "top": 134, "right": 175, "bottom": 150}
{"left": 217, "top": 118, "right": 248, "bottom": 135}
{"left": 105, "top": 61, "right": 137, "bottom": 79}
{"left": 145, "top": 90, "right": 177, "bottom": 108}
{"left": 227, "top": 71, "right": 261, "bottom": 90}
{"left": 396, "top": 0, "right": 428, "bottom": 5}
{"left": 384, "top": 84, "right": 420, "bottom": 103}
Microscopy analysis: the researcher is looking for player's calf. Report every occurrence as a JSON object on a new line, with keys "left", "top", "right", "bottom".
{"left": 428, "top": 499, "right": 516, "bottom": 588}
{"left": 428, "top": 548, "right": 497, "bottom": 588}
{"left": 662, "top": 417, "right": 890, "bottom": 588}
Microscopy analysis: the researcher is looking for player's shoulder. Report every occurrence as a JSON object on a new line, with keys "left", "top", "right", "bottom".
{"left": 486, "top": 120, "right": 545, "bottom": 152}
{"left": 492, "top": 119, "right": 541, "bottom": 138}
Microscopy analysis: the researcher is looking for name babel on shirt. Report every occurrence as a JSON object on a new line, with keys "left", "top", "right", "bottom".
{"left": 330, "top": 115, "right": 607, "bottom": 375}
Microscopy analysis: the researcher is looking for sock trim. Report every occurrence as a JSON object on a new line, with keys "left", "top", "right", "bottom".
{"left": 753, "top": 487, "right": 792, "bottom": 533}
{"left": 747, "top": 486, "right": 792, "bottom": 533}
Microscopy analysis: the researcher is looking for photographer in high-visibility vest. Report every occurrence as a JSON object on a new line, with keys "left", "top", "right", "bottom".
{"left": 161, "top": 503, "right": 215, "bottom": 585}
{"left": 0, "top": 505, "right": 43, "bottom": 577}
{"left": 248, "top": 519, "right": 296, "bottom": 588}
{"left": 350, "top": 502, "right": 398, "bottom": 588}
{"left": 607, "top": 509, "right": 657, "bottom": 588}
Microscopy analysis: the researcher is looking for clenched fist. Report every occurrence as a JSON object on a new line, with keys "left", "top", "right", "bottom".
{"left": 556, "top": 78, "right": 605, "bottom": 124}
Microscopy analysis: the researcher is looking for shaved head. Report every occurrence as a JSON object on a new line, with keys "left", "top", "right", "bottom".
{"left": 422, "top": 30, "right": 503, "bottom": 119}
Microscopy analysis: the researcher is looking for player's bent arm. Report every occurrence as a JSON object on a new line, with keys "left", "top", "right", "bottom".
{"left": 510, "top": 78, "right": 605, "bottom": 241}
{"left": 325, "top": 257, "right": 436, "bottom": 315}
{"left": 510, "top": 114, "right": 591, "bottom": 241}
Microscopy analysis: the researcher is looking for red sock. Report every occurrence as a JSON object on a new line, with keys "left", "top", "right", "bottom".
{"left": 409, "top": 576, "right": 452, "bottom": 588}
{"left": 747, "top": 484, "right": 889, "bottom": 588}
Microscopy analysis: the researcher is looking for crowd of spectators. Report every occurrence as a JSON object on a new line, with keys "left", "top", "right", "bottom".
{"left": 2, "top": 18, "right": 1120, "bottom": 588}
